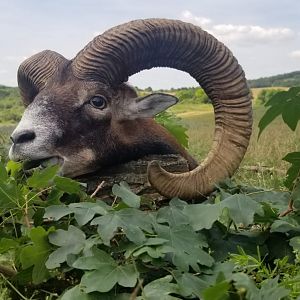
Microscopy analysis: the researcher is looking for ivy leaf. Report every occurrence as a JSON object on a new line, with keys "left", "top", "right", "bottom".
{"left": 44, "top": 205, "right": 72, "bottom": 221}
{"left": 112, "top": 181, "right": 140, "bottom": 208}
{"left": 46, "top": 225, "right": 87, "bottom": 269}
{"left": 156, "top": 223, "right": 214, "bottom": 272}
{"left": 74, "top": 248, "right": 138, "bottom": 293}
{"left": 220, "top": 194, "right": 264, "bottom": 226}
{"left": 184, "top": 203, "right": 222, "bottom": 230}
{"left": 0, "top": 180, "right": 23, "bottom": 212}
{"left": 137, "top": 275, "right": 181, "bottom": 300}
{"left": 27, "top": 165, "right": 59, "bottom": 188}
{"left": 258, "top": 87, "right": 300, "bottom": 137}
{"left": 20, "top": 226, "right": 55, "bottom": 284}
{"left": 91, "top": 208, "right": 153, "bottom": 246}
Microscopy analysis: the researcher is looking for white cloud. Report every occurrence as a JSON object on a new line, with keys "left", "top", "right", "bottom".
{"left": 290, "top": 50, "right": 300, "bottom": 58}
{"left": 181, "top": 10, "right": 212, "bottom": 27}
{"left": 181, "top": 10, "right": 295, "bottom": 45}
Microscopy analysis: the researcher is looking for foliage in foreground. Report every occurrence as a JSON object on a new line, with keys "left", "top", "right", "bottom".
{"left": 0, "top": 86, "right": 300, "bottom": 299}
{"left": 0, "top": 161, "right": 300, "bottom": 299}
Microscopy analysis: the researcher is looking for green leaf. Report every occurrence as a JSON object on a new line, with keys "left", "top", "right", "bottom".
{"left": 283, "top": 152, "right": 300, "bottom": 189}
{"left": 46, "top": 225, "right": 87, "bottom": 269}
{"left": 258, "top": 87, "right": 300, "bottom": 137}
{"left": 156, "top": 111, "right": 189, "bottom": 148}
{"left": 75, "top": 248, "right": 138, "bottom": 293}
{"left": 53, "top": 176, "right": 82, "bottom": 194}
{"left": 203, "top": 280, "right": 230, "bottom": 300}
{"left": 257, "top": 276, "right": 289, "bottom": 300}
{"left": 156, "top": 223, "right": 214, "bottom": 272}
{"left": 0, "top": 180, "right": 23, "bottom": 212}
{"left": 20, "top": 226, "right": 55, "bottom": 284}
{"left": 112, "top": 181, "right": 140, "bottom": 208}
{"left": 157, "top": 198, "right": 189, "bottom": 227}
{"left": 184, "top": 203, "right": 222, "bottom": 230}
{"left": 44, "top": 205, "right": 72, "bottom": 221}
{"left": 61, "top": 285, "right": 99, "bottom": 300}
{"left": 220, "top": 194, "right": 264, "bottom": 226}
{"left": 0, "top": 238, "right": 19, "bottom": 253}
{"left": 271, "top": 217, "right": 300, "bottom": 233}
{"left": 27, "top": 165, "right": 60, "bottom": 188}
{"left": 137, "top": 275, "right": 181, "bottom": 300}
{"left": 0, "top": 161, "right": 8, "bottom": 182}
{"left": 290, "top": 236, "right": 300, "bottom": 251}
{"left": 91, "top": 208, "right": 153, "bottom": 246}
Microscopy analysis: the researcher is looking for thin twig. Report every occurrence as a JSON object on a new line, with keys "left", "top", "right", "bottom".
{"left": 279, "top": 200, "right": 294, "bottom": 217}
{"left": 130, "top": 279, "right": 144, "bottom": 300}
{"left": 0, "top": 274, "right": 27, "bottom": 300}
{"left": 90, "top": 181, "right": 105, "bottom": 198}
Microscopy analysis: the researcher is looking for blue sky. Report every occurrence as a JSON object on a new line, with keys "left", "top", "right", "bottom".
{"left": 0, "top": 0, "right": 299, "bottom": 89}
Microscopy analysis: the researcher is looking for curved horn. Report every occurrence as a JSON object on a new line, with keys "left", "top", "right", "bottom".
{"left": 72, "top": 19, "right": 252, "bottom": 199}
{"left": 18, "top": 50, "right": 67, "bottom": 105}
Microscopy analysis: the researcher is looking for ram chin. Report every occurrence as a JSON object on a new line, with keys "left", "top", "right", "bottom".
{"left": 58, "top": 148, "right": 97, "bottom": 178}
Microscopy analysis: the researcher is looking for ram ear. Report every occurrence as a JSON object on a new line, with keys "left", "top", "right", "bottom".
{"left": 118, "top": 93, "right": 178, "bottom": 120}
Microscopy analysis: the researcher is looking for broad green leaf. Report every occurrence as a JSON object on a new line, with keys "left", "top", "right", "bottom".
{"left": 91, "top": 208, "right": 153, "bottom": 246}
{"left": 184, "top": 203, "right": 222, "bottom": 230}
{"left": 271, "top": 217, "right": 300, "bottom": 233}
{"left": 112, "top": 181, "right": 140, "bottom": 208}
{"left": 290, "top": 236, "right": 300, "bottom": 251}
{"left": 221, "top": 194, "right": 264, "bottom": 226}
{"left": 46, "top": 225, "right": 86, "bottom": 269}
{"left": 157, "top": 198, "right": 189, "bottom": 227}
{"left": 76, "top": 249, "right": 138, "bottom": 293}
{"left": 203, "top": 280, "right": 230, "bottom": 300}
{"left": 69, "top": 202, "right": 109, "bottom": 226}
{"left": 20, "top": 226, "right": 55, "bottom": 284}
{"left": 73, "top": 248, "right": 115, "bottom": 270}
{"left": 232, "top": 273, "right": 259, "bottom": 300}
{"left": 175, "top": 272, "right": 208, "bottom": 298}
{"left": 44, "top": 205, "right": 72, "bottom": 221}
{"left": 53, "top": 176, "right": 82, "bottom": 194}
{"left": 137, "top": 275, "right": 181, "bottom": 300}
{"left": 61, "top": 285, "right": 98, "bottom": 300}
{"left": 257, "top": 276, "right": 289, "bottom": 300}
{"left": 155, "top": 223, "right": 214, "bottom": 272}
{"left": 27, "top": 165, "right": 59, "bottom": 188}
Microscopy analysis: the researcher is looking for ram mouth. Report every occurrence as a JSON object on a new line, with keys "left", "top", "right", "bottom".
{"left": 23, "top": 156, "right": 64, "bottom": 171}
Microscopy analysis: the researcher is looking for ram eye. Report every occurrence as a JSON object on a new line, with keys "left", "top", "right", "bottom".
{"left": 89, "top": 96, "right": 107, "bottom": 109}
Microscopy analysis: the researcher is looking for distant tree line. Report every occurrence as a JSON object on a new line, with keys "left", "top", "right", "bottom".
{"left": 248, "top": 71, "right": 300, "bottom": 88}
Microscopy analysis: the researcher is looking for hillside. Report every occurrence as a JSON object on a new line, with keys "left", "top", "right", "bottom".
{"left": 248, "top": 71, "right": 300, "bottom": 88}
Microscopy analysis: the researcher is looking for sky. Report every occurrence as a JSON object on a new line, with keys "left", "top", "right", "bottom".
{"left": 0, "top": 0, "right": 300, "bottom": 89}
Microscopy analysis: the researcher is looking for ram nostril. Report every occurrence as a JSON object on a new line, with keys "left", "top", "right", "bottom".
{"left": 10, "top": 130, "right": 36, "bottom": 144}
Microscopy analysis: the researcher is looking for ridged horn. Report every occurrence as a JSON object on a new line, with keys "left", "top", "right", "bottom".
{"left": 72, "top": 18, "right": 252, "bottom": 199}
{"left": 18, "top": 50, "right": 67, "bottom": 105}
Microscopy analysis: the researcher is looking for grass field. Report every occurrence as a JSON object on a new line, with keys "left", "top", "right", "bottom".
{"left": 172, "top": 103, "right": 300, "bottom": 189}
{"left": 1, "top": 102, "right": 298, "bottom": 190}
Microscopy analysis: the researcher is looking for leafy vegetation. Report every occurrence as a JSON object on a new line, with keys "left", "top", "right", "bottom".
{"left": 0, "top": 87, "right": 300, "bottom": 299}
